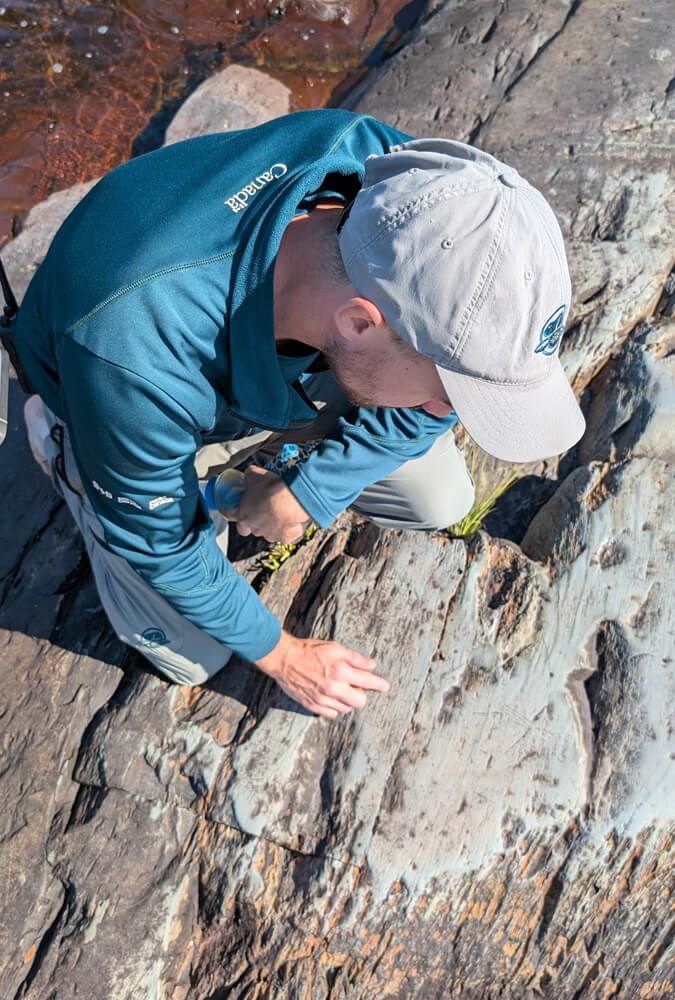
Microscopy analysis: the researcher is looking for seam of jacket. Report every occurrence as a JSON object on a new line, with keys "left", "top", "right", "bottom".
{"left": 63, "top": 115, "right": 372, "bottom": 340}
{"left": 63, "top": 248, "right": 243, "bottom": 337}
{"left": 324, "top": 113, "right": 371, "bottom": 156}
{"left": 153, "top": 537, "right": 239, "bottom": 596}
{"left": 60, "top": 341, "right": 200, "bottom": 430}
{"left": 352, "top": 424, "right": 449, "bottom": 446}
{"left": 60, "top": 351, "right": 241, "bottom": 597}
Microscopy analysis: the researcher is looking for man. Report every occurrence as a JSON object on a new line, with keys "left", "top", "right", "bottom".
{"left": 16, "top": 109, "right": 585, "bottom": 719}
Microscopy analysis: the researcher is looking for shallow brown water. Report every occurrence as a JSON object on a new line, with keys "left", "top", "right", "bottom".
{"left": 0, "top": 0, "right": 427, "bottom": 245}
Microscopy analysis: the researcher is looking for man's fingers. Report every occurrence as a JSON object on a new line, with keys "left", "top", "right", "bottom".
{"left": 317, "top": 693, "right": 359, "bottom": 715}
{"left": 342, "top": 667, "right": 390, "bottom": 693}
{"left": 266, "top": 634, "right": 389, "bottom": 719}
{"left": 279, "top": 523, "right": 309, "bottom": 545}
{"left": 317, "top": 707, "right": 339, "bottom": 720}
{"left": 244, "top": 464, "right": 265, "bottom": 481}
{"left": 330, "top": 652, "right": 389, "bottom": 693}
{"left": 343, "top": 649, "right": 378, "bottom": 671}
{"left": 239, "top": 525, "right": 305, "bottom": 543}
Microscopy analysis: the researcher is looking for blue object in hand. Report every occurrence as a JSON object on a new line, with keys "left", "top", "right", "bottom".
{"left": 202, "top": 440, "right": 319, "bottom": 520}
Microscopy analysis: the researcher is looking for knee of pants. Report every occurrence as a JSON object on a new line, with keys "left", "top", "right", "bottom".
{"left": 179, "top": 675, "right": 204, "bottom": 689}
{"left": 131, "top": 639, "right": 232, "bottom": 688}
{"left": 422, "top": 472, "right": 476, "bottom": 530}
{"left": 134, "top": 649, "right": 208, "bottom": 688}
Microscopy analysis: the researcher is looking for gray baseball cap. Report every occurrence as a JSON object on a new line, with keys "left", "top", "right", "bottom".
{"left": 338, "top": 138, "right": 586, "bottom": 463}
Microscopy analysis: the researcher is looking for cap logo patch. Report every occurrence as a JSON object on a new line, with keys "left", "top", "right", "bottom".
{"left": 535, "top": 305, "right": 566, "bottom": 356}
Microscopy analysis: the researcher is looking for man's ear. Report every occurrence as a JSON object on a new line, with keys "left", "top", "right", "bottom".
{"left": 334, "top": 297, "right": 385, "bottom": 344}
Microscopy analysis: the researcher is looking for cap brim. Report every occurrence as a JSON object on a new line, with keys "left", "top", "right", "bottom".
{"left": 436, "top": 359, "right": 586, "bottom": 463}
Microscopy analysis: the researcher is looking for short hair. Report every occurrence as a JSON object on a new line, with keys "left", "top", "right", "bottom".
{"left": 322, "top": 230, "right": 351, "bottom": 286}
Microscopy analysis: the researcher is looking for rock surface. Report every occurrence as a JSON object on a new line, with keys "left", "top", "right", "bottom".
{"left": 349, "top": 0, "right": 675, "bottom": 549}
{"left": 164, "top": 65, "right": 291, "bottom": 146}
{"left": 3, "top": 181, "right": 98, "bottom": 306}
{"left": 1, "top": 1, "right": 674, "bottom": 998}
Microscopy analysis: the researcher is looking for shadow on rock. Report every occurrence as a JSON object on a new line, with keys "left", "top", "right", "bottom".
{"left": 0, "top": 378, "right": 296, "bottom": 716}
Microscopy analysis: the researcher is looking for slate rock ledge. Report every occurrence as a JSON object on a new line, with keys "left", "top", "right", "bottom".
{"left": 1, "top": 3, "right": 673, "bottom": 998}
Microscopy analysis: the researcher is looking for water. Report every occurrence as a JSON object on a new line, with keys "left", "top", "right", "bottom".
{"left": 0, "top": 0, "right": 429, "bottom": 245}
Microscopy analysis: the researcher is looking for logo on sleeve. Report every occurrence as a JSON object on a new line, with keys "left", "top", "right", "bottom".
{"left": 91, "top": 480, "right": 143, "bottom": 510}
{"left": 149, "top": 495, "right": 176, "bottom": 510}
{"left": 534, "top": 305, "right": 566, "bottom": 356}
{"left": 224, "top": 163, "right": 288, "bottom": 214}
{"left": 140, "top": 628, "right": 169, "bottom": 648}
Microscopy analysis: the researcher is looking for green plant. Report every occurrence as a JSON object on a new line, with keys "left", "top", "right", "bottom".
{"left": 260, "top": 522, "right": 318, "bottom": 572}
{"left": 448, "top": 439, "right": 522, "bottom": 539}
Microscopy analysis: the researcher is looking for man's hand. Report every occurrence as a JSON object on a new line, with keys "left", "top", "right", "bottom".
{"left": 237, "top": 465, "right": 312, "bottom": 544}
{"left": 254, "top": 629, "right": 390, "bottom": 719}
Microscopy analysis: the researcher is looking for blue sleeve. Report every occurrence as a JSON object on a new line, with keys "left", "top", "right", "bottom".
{"left": 59, "top": 341, "right": 281, "bottom": 662}
{"left": 280, "top": 406, "right": 459, "bottom": 528}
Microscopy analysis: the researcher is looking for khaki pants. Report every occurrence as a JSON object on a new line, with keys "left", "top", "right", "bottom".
{"left": 194, "top": 369, "right": 475, "bottom": 531}
{"left": 25, "top": 370, "right": 474, "bottom": 686}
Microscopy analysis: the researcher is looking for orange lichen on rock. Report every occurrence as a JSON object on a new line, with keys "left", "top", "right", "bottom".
{"left": 584, "top": 466, "right": 616, "bottom": 512}
{"left": 518, "top": 851, "right": 532, "bottom": 875}
{"left": 639, "top": 983, "right": 674, "bottom": 998}
{"left": 469, "top": 899, "right": 487, "bottom": 920}
{"left": 551, "top": 935, "right": 569, "bottom": 965}
{"left": 166, "top": 875, "right": 194, "bottom": 947}
{"left": 484, "top": 881, "right": 506, "bottom": 922}
{"left": 359, "top": 931, "right": 383, "bottom": 958}
{"left": 173, "top": 685, "right": 203, "bottom": 714}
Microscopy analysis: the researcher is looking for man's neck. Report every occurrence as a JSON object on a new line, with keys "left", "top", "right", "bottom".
{"left": 275, "top": 338, "right": 316, "bottom": 357}
{"left": 273, "top": 202, "right": 346, "bottom": 354}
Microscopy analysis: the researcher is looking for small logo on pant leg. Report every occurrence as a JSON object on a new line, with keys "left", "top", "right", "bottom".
{"left": 140, "top": 627, "right": 169, "bottom": 648}
{"left": 534, "top": 305, "right": 566, "bottom": 356}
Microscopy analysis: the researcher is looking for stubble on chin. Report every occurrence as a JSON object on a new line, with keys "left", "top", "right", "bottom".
{"left": 323, "top": 344, "right": 383, "bottom": 409}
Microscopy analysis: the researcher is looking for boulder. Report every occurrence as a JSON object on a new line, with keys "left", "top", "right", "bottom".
{"left": 2, "top": 181, "right": 98, "bottom": 305}
{"left": 1, "top": 65, "right": 291, "bottom": 306}
{"left": 164, "top": 65, "right": 291, "bottom": 146}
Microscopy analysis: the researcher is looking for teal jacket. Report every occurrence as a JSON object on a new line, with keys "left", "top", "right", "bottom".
{"left": 16, "top": 109, "right": 458, "bottom": 662}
